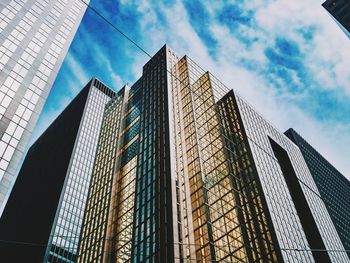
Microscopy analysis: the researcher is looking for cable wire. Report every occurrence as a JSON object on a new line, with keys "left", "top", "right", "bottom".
{"left": 0, "top": 0, "right": 341, "bottom": 261}
{"left": 1, "top": 237, "right": 349, "bottom": 253}
{"left": 78, "top": 0, "right": 152, "bottom": 58}
{"left": 78, "top": 0, "right": 329, "bottom": 209}
{"left": 78, "top": 0, "right": 328, "bottom": 208}
{"left": 74, "top": 0, "right": 348, "bottom": 260}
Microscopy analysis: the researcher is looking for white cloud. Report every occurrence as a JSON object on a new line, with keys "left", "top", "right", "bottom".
{"left": 34, "top": 0, "right": 347, "bottom": 180}
{"left": 65, "top": 52, "right": 90, "bottom": 91}
{"left": 125, "top": 0, "right": 350, "bottom": 179}
{"left": 70, "top": 24, "right": 125, "bottom": 91}
{"left": 94, "top": 47, "right": 124, "bottom": 89}
{"left": 255, "top": 0, "right": 350, "bottom": 95}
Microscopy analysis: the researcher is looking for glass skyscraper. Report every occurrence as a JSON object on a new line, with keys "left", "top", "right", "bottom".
{"left": 0, "top": 78, "right": 115, "bottom": 263}
{"left": 0, "top": 0, "right": 89, "bottom": 214}
{"left": 77, "top": 45, "right": 349, "bottom": 263}
{"left": 285, "top": 128, "right": 350, "bottom": 259}
{"left": 218, "top": 92, "right": 348, "bottom": 263}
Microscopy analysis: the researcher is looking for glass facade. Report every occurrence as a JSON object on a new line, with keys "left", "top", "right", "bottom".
{"left": 77, "top": 86, "right": 126, "bottom": 263}
{"left": 77, "top": 45, "right": 349, "bottom": 263}
{"left": 285, "top": 128, "right": 350, "bottom": 259}
{"left": 232, "top": 93, "right": 349, "bottom": 263}
{"left": 0, "top": 0, "right": 88, "bottom": 214}
{"left": 170, "top": 58, "right": 250, "bottom": 262}
{"left": 44, "top": 79, "right": 116, "bottom": 263}
{"left": 0, "top": 80, "right": 91, "bottom": 262}
{"left": 78, "top": 47, "right": 177, "bottom": 263}
{"left": 130, "top": 47, "right": 175, "bottom": 263}
{"left": 218, "top": 90, "right": 282, "bottom": 262}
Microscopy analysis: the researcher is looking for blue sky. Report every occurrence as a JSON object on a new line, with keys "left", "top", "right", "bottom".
{"left": 31, "top": 0, "right": 350, "bottom": 178}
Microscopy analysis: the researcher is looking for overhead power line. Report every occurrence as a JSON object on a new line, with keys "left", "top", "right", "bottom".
{"left": 79, "top": 0, "right": 152, "bottom": 58}
{"left": 0, "top": 0, "right": 341, "bottom": 261}
{"left": 1, "top": 237, "right": 349, "bottom": 254}
{"left": 73, "top": 0, "right": 348, "bottom": 260}
{"left": 76, "top": 0, "right": 340, "bottom": 232}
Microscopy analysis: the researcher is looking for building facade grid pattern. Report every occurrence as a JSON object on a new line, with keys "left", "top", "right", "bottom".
{"left": 45, "top": 80, "right": 115, "bottom": 263}
{"left": 0, "top": 0, "right": 88, "bottom": 213}
{"left": 170, "top": 57, "right": 249, "bottom": 262}
{"left": 217, "top": 91, "right": 282, "bottom": 263}
{"left": 77, "top": 90, "right": 125, "bottom": 263}
{"left": 76, "top": 45, "right": 349, "bottom": 263}
{"left": 233, "top": 94, "right": 349, "bottom": 263}
{"left": 285, "top": 128, "right": 350, "bottom": 259}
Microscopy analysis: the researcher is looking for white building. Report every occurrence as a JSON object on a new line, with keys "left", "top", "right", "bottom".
{"left": 0, "top": 0, "right": 89, "bottom": 214}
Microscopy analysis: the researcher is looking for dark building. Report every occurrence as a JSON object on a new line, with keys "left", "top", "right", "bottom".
{"left": 285, "top": 128, "right": 350, "bottom": 259}
{"left": 77, "top": 45, "right": 349, "bottom": 263}
{"left": 0, "top": 78, "right": 115, "bottom": 263}
{"left": 322, "top": 0, "right": 350, "bottom": 37}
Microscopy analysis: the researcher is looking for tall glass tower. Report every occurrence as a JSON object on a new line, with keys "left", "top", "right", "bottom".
{"left": 218, "top": 92, "right": 349, "bottom": 263}
{"left": 0, "top": 78, "right": 115, "bottom": 263}
{"left": 285, "top": 128, "right": 350, "bottom": 259}
{"left": 0, "top": 0, "right": 89, "bottom": 214}
{"left": 77, "top": 45, "right": 350, "bottom": 263}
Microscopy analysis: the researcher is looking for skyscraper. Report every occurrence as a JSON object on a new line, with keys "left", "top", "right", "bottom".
{"left": 322, "top": 0, "right": 350, "bottom": 37}
{"left": 218, "top": 92, "right": 348, "bottom": 263}
{"left": 77, "top": 45, "right": 349, "bottom": 263}
{"left": 0, "top": 0, "right": 89, "bottom": 214}
{"left": 0, "top": 78, "right": 115, "bottom": 263}
{"left": 285, "top": 128, "right": 350, "bottom": 259}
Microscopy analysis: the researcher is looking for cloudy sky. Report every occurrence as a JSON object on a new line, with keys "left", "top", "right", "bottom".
{"left": 31, "top": 0, "right": 350, "bottom": 178}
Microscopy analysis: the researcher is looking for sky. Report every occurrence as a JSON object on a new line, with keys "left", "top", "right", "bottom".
{"left": 31, "top": 0, "right": 350, "bottom": 179}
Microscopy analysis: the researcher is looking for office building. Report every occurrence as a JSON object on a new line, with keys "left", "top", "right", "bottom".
{"left": 322, "top": 0, "right": 350, "bottom": 37}
{"left": 285, "top": 128, "right": 350, "bottom": 259}
{"left": 77, "top": 45, "right": 349, "bottom": 263}
{"left": 0, "top": 78, "right": 115, "bottom": 263}
{"left": 218, "top": 91, "right": 349, "bottom": 263}
{"left": 0, "top": 0, "right": 89, "bottom": 214}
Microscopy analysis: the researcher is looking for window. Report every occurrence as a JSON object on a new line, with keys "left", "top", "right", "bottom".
{"left": 269, "top": 137, "right": 331, "bottom": 263}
